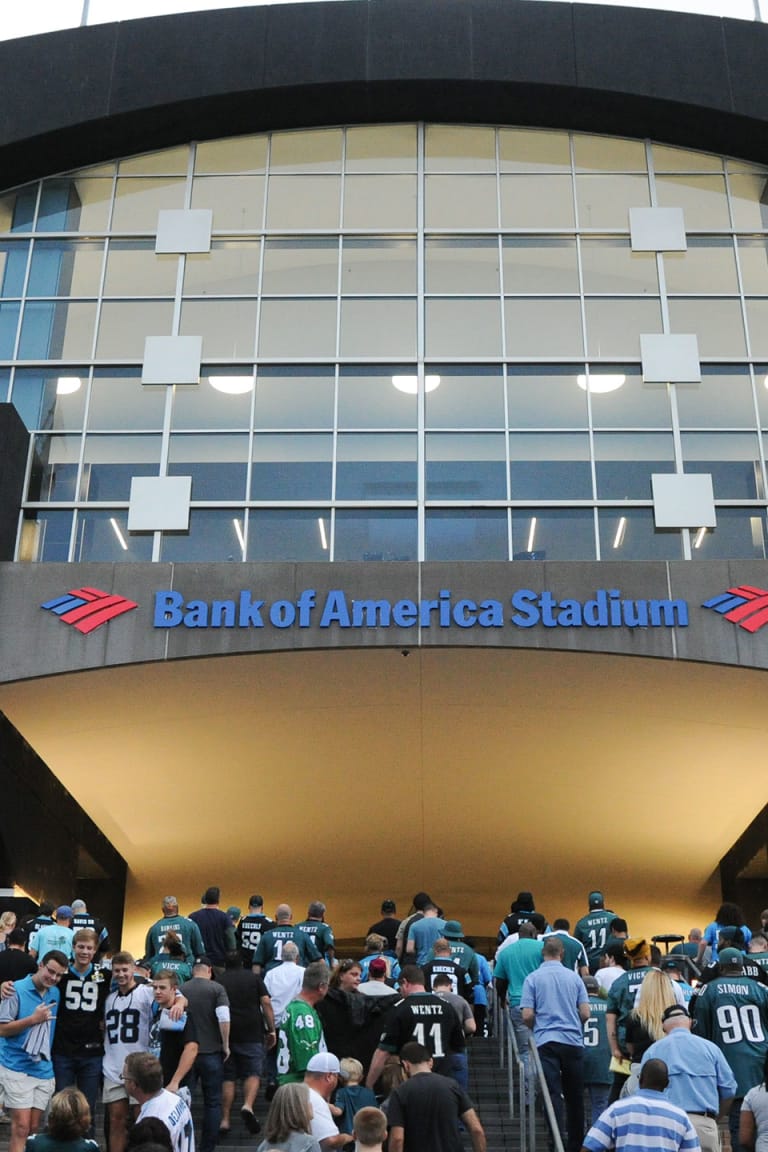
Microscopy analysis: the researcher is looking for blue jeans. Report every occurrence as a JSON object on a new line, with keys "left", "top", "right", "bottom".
{"left": 587, "top": 1083, "right": 610, "bottom": 1127}
{"left": 444, "top": 1051, "right": 469, "bottom": 1092}
{"left": 729, "top": 1096, "right": 744, "bottom": 1152}
{"left": 191, "top": 1052, "right": 225, "bottom": 1152}
{"left": 538, "top": 1041, "right": 585, "bottom": 1152}
{"left": 53, "top": 1052, "right": 102, "bottom": 1135}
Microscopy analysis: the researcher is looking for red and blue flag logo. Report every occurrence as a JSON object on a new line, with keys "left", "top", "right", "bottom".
{"left": 41, "top": 587, "right": 138, "bottom": 635}
{"left": 702, "top": 585, "right": 768, "bottom": 634}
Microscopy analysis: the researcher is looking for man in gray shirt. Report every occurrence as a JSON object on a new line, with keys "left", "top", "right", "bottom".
{"left": 182, "top": 958, "right": 230, "bottom": 1152}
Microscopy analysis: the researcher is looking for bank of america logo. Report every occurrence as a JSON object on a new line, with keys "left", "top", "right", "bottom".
{"left": 702, "top": 585, "right": 768, "bottom": 634}
{"left": 41, "top": 587, "right": 138, "bottom": 635}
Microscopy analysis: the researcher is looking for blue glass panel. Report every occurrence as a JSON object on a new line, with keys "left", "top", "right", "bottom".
{"left": 10, "top": 187, "right": 36, "bottom": 233}
{"left": 598, "top": 508, "right": 681, "bottom": 560}
{"left": 425, "top": 509, "right": 508, "bottom": 560}
{"left": 510, "top": 460, "right": 592, "bottom": 500}
{"left": 248, "top": 510, "right": 330, "bottom": 562}
{"left": 426, "top": 461, "right": 506, "bottom": 500}
{"left": 12, "top": 368, "right": 86, "bottom": 431}
{"left": 0, "top": 242, "right": 29, "bottom": 297}
{"left": 334, "top": 509, "right": 416, "bottom": 561}
{"left": 37, "top": 182, "right": 81, "bottom": 232}
{"left": 691, "top": 509, "right": 766, "bottom": 560}
{"left": 22, "top": 510, "right": 72, "bottom": 561}
{"left": 511, "top": 508, "right": 596, "bottom": 560}
{"left": 251, "top": 462, "right": 332, "bottom": 500}
{"left": 160, "top": 510, "right": 245, "bottom": 562}
{"left": 0, "top": 302, "right": 20, "bottom": 357}
{"left": 75, "top": 511, "right": 153, "bottom": 563}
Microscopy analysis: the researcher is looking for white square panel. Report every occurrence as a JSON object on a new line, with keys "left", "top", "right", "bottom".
{"left": 651, "top": 472, "right": 716, "bottom": 528}
{"left": 155, "top": 209, "right": 213, "bottom": 254}
{"left": 629, "top": 207, "right": 686, "bottom": 251}
{"left": 141, "top": 335, "right": 202, "bottom": 385}
{"left": 641, "top": 333, "right": 700, "bottom": 383}
{"left": 128, "top": 475, "right": 192, "bottom": 532}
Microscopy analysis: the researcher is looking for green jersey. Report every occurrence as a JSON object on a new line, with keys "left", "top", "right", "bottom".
{"left": 695, "top": 974, "right": 768, "bottom": 1096}
{"left": 583, "top": 995, "right": 611, "bottom": 1086}
{"left": 575, "top": 910, "right": 616, "bottom": 971}
{"left": 144, "top": 915, "right": 206, "bottom": 963}
{"left": 606, "top": 966, "right": 653, "bottom": 1050}
{"left": 277, "top": 998, "right": 325, "bottom": 1084}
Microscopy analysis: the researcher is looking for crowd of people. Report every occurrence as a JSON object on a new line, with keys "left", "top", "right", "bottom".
{"left": 0, "top": 886, "right": 767, "bottom": 1152}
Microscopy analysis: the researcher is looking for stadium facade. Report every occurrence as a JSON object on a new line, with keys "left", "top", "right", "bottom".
{"left": 0, "top": 0, "right": 767, "bottom": 949}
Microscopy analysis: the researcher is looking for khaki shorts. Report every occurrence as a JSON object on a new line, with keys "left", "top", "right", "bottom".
{"left": 0, "top": 1067, "right": 55, "bottom": 1112}
{"left": 102, "top": 1079, "right": 137, "bottom": 1106}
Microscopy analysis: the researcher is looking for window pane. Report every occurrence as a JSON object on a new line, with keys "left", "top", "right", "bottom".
{"left": 737, "top": 238, "right": 768, "bottom": 294}
{"left": 111, "top": 179, "right": 186, "bottom": 231}
{"left": 505, "top": 299, "right": 583, "bottom": 357}
{"left": 0, "top": 302, "right": 20, "bottom": 356}
{"left": 19, "top": 301, "right": 97, "bottom": 359}
{"left": 345, "top": 125, "right": 417, "bottom": 173}
{"left": 254, "top": 367, "right": 334, "bottom": 428}
{"left": 28, "top": 434, "right": 80, "bottom": 501}
{"left": 11, "top": 367, "right": 87, "bottom": 432}
{"left": 729, "top": 174, "right": 768, "bottom": 231}
{"left": 266, "top": 176, "right": 340, "bottom": 229}
{"left": 96, "top": 301, "right": 174, "bottom": 359}
{"left": 691, "top": 509, "right": 767, "bottom": 560}
{"left": 195, "top": 135, "right": 267, "bottom": 174}
{"left": 425, "top": 125, "right": 496, "bottom": 172}
{"left": 191, "top": 176, "right": 266, "bottom": 230}
{"left": 340, "top": 299, "right": 417, "bottom": 358}
{"left": 509, "top": 432, "right": 592, "bottom": 499}
{"left": 655, "top": 175, "right": 730, "bottom": 230}
{"left": 250, "top": 433, "right": 332, "bottom": 499}
{"left": 105, "top": 241, "right": 178, "bottom": 296}
{"left": 425, "top": 238, "right": 499, "bottom": 294}
{"left": 333, "top": 509, "right": 416, "bottom": 561}
{"left": 258, "top": 300, "right": 336, "bottom": 357}
{"left": 343, "top": 176, "right": 417, "bottom": 229}
{"left": 342, "top": 239, "right": 416, "bottom": 294}
{"left": 584, "top": 298, "right": 661, "bottom": 357}
{"left": 425, "top": 509, "right": 508, "bottom": 560}
{"left": 160, "top": 509, "right": 246, "bottom": 562}
{"left": 581, "top": 239, "right": 658, "bottom": 294}
{"left": 502, "top": 238, "right": 578, "bottom": 293}
{"left": 19, "top": 509, "right": 72, "bottom": 562}
{"left": 599, "top": 508, "right": 682, "bottom": 560}
{"left": 425, "top": 176, "right": 498, "bottom": 228}
{"left": 336, "top": 433, "right": 417, "bottom": 499}
{"left": 248, "top": 509, "right": 330, "bottom": 561}
{"left": 27, "top": 240, "right": 103, "bottom": 297}
{"left": 184, "top": 241, "right": 261, "bottom": 296}
{"left": 500, "top": 176, "right": 575, "bottom": 229}
{"left": 168, "top": 433, "right": 249, "bottom": 499}
{"left": 426, "top": 299, "right": 501, "bottom": 357}
{"left": 499, "top": 130, "right": 570, "bottom": 173}
{"left": 588, "top": 366, "right": 670, "bottom": 429}
{"left": 270, "top": 129, "right": 342, "bottom": 173}
{"left": 574, "top": 135, "right": 646, "bottom": 171}
{"left": 88, "top": 368, "right": 166, "bottom": 431}
{"left": 426, "top": 432, "right": 507, "bottom": 499}
{"left": 425, "top": 366, "right": 504, "bottom": 428}
{"left": 667, "top": 299, "right": 746, "bottom": 358}
{"left": 81, "top": 434, "right": 161, "bottom": 500}
{"left": 512, "top": 508, "right": 596, "bottom": 560}
{"left": 576, "top": 175, "right": 650, "bottom": 228}
{"left": 180, "top": 299, "right": 259, "bottom": 359}
{"left": 653, "top": 145, "right": 722, "bottom": 173}
{"left": 664, "top": 238, "right": 738, "bottom": 295}
{"left": 0, "top": 241, "right": 29, "bottom": 297}
{"left": 37, "top": 179, "right": 112, "bottom": 232}
{"left": 75, "top": 511, "right": 153, "bottom": 562}
{"left": 676, "top": 366, "right": 755, "bottom": 428}
{"left": 756, "top": 365, "right": 768, "bottom": 427}
{"left": 262, "top": 239, "right": 337, "bottom": 294}
{"left": 594, "top": 432, "right": 674, "bottom": 499}
{"left": 119, "top": 147, "right": 188, "bottom": 176}
{"left": 681, "top": 432, "right": 762, "bottom": 499}
{"left": 338, "top": 366, "right": 416, "bottom": 429}
{"left": 171, "top": 368, "right": 253, "bottom": 430}
{"left": 507, "top": 366, "right": 588, "bottom": 429}
{"left": 0, "top": 188, "right": 36, "bottom": 234}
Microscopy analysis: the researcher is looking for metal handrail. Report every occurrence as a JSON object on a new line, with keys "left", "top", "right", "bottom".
{"left": 527, "top": 1033, "right": 566, "bottom": 1152}
{"left": 495, "top": 994, "right": 528, "bottom": 1151}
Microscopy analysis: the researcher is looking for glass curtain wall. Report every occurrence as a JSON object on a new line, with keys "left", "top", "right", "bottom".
{"left": 3, "top": 125, "right": 768, "bottom": 563}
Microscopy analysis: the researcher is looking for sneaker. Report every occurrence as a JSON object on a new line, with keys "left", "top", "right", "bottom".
{"left": 241, "top": 1107, "right": 261, "bottom": 1135}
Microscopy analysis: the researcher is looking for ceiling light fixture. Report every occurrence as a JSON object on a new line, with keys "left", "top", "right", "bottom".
{"left": 693, "top": 526, "right": 707, "bottom": 549}
{"left": 318, "top": 517, "right": 328, "bottom": 550}
{"left": 577, "top": 373, "right": 626, "bottom": 394}
{"left": 109, "top": 517, "right": 128, "bottom": 551}
{"left": 209, "top": 375, "right": 254, "bottom": 395}
{"left": 391, "top": 374, "right": 441, "bottom": 394}
{"left": 233, "top": 518, "right": 246, "bottom": 556}
{"left": 613, "top": 516, "right": 627, "bottom": 549}
{"left": 56, "top": 376, "right": 82, "bottom": 395}
{"left": 527, "top": 517, "right": 537, "bottom": 553}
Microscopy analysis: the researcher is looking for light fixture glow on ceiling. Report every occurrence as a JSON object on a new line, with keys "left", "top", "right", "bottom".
{"left": 693, "top": 526, "right": 707, "bottom": 549}
{"left": 233, "top": 518, "right": 246, "bottom": 556}
{"left": 391, "top": 374, "right": 441, "bottom": 394}
{"left": 318, "top": 517, "right": 328, "bottom": 550}
{"left": 209, "top": 375, "right": 254, "bottom": 395}
{"left": 109, "top": 517, "right": 128, "bottom": 551}
{"left": 56, "top": 376, "right": 82, "bottom": 395}
{"left": 527, "top": 517, "right": 537, "bottom": 553}
{"left": 613, "top": 516, "right": 627, "bottom": 549}
{"left": 577, "top": 373, "right": 626, "bottom": 394}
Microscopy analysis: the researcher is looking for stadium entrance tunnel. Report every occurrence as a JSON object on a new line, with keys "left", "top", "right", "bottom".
{"left": 0, "top": 646, "right": 766, "bottom": 955}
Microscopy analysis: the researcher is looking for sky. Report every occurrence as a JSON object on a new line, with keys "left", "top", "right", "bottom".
{"left": 0, "top": 0, "right": 763, "bottom": 43}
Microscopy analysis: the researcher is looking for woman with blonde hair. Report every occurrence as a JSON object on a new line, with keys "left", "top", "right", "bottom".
{"left": 255, "top": 1082, "right": 320, "bottom": 1152}
{"left": 25, "top": 1087, "right": 98, "bottom": 1152}
{"left": 621, "top": 968, "right": 677, "bottom": 1096}
{"left": 0, "top": 910, "right": 16, "bottom": 950}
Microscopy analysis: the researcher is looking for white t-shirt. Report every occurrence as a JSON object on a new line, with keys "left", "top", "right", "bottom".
{"left": 264, "top": 963, "right": 304, "bottom": 1022}
{"left": 742, "top": 1085, "right": 768, "bottom": 1152}
{"left": 102, "top": 982, "right": 155, "bottom": 1083}
{"left": 595, "top": 967, "right": 624, "bottom": 993}
{"left": 139, "top": 1089, "right": 195, "bottom": 1152}
{"left": 307, "top": 1086, "right": 337, "bottom": 1142}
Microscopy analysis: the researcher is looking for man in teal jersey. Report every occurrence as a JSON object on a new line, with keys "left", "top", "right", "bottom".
{"left": 494, "top": 922, "right": 543, "bottom": 1091}
{"left": 295, "top": 902, "right": 336, "bottom": 966}
{"left": 253, "top": 905, "right": 321, "bottom": 974}
{"left": 276, "top": 961, "right": 330, "bottom": 1085}
{"left": 144, "top": 897, "right": 206, "bottom": 965}
{"left": 694, "top": 947, "right": 768, "bottom": 1152}
{"left": 575, "top": 893, "right": 619, "bottom": 975}
{"left": 545, "top": 920, "right": 589, "bottom": 976}
{"left": 582, "top": 976, "right": 611, "bottom": 1125}
{"left": 440, "top": 922, "right": 480, "bottom": 985}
